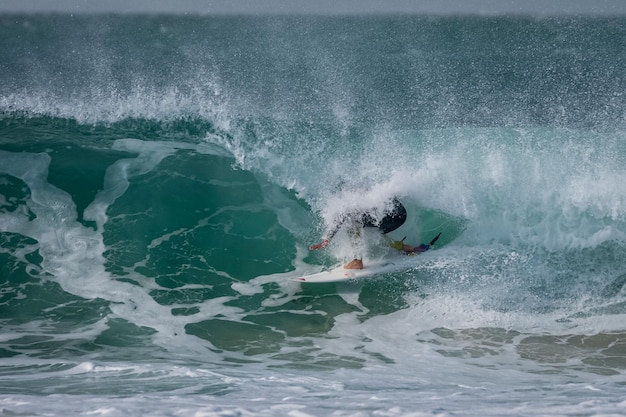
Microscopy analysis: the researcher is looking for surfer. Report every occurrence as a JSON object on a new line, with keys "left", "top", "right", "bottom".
{"left": 310, "top": 198, "right": 433, "bottom": 269}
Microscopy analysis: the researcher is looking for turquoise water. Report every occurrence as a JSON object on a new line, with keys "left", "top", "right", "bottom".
{"left": 2, "top": 14, "right": 626, "bottom": 416}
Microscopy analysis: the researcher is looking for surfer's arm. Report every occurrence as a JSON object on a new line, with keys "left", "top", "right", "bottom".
{"left": 386, "top": 236, "right": 413, "bottom": 253}
{"left": 409, "top": 244, "right": 430, "bottom": 253}
{"left": 394, "top": 232, "right": 442, "bottom": 254}
{"left": 386, "top": 236, "right": 431, "bottom": 254}
{"left": 309, "top": 219, "right": 343, "bottom": 250}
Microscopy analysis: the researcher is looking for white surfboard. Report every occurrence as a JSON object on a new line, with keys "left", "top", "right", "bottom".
{"left": 292, "top": 253, "right": 422, "bottom": 283}
{"left": 293, "top": 233, "right": 441, "bottom": 284}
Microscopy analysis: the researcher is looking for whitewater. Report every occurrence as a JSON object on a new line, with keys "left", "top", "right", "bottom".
{"left": 1, "top": 13, "right": 626, "bottom": 416}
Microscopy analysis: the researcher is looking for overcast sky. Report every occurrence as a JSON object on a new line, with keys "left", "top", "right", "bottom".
{"left": 1, "top": 0, "right": 626, "bottom": 15}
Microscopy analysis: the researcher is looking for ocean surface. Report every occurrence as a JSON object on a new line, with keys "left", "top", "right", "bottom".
{"left": 2, "top": 13, "right": 626, "bottom": 416}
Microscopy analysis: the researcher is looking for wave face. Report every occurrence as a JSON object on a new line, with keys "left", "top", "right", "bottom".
{"left": 2, "top": 14, "right": 626, "bottom": 416}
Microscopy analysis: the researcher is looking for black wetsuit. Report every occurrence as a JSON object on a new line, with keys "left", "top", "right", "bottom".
{"left": 326, "top": 198, "right": 407, "bottom": 239}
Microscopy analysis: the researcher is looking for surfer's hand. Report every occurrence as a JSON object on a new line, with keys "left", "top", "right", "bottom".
{"left": 310, "top": 239, "right": 330, "bottom": 250}
{"left": 411, "top": 244, "right": 430, "bottom": 253}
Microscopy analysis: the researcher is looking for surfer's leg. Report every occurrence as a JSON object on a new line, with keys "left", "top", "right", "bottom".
{"left": 346, "top": 221, "right": 365, "bottom": 267}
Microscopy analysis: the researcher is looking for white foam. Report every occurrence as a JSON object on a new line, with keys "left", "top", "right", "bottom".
{"left": 0, "top": 142, "right": 250, "bottom": 359}
{"left": 296, "top": 127, "right": 626, "bottom": 254}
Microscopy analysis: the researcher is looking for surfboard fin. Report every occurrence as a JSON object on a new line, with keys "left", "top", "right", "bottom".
{"left": 429, "top": 232, "right": 442, "bottom": 247}
{"left": 411, "top": 232, "right": 442, "bottom": 254}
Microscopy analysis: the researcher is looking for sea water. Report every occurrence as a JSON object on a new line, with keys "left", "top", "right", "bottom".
{"left": 1, "top": 14, "right": 626, "bottom": 416}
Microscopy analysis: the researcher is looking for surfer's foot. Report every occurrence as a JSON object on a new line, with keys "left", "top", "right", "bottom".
{"left": 344, "top": 258, "right": 363, "bottom": 269}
